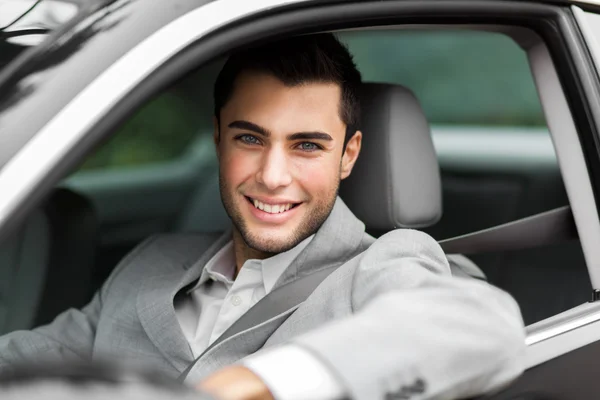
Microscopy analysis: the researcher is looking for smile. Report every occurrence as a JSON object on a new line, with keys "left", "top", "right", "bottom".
{"left": 246, "top": 197, "right": 300, "bottom": 214}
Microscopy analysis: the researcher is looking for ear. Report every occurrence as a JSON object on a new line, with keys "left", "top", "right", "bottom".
{"left": 340, "top": 130, "right": 362, "bottom": 180}
{"left": 213, "top": 116, "right": 221, "bottom": 160}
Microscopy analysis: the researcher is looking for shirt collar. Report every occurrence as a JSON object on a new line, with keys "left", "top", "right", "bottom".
{"left": 190, "top": 241, "right": 235, "bottom": 292}
{"left": 253, "top": 234, "right": 314, "bottom": 293}
{"left": 189, "top": 233, "right": 314, "bottom": 294}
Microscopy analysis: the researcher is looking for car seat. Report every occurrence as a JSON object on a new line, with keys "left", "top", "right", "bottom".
{"left": 0, "top": 188, "right": 98, "bottom": 334}
{"left": 339, "top": 82, "right": 484, "bottom": 279}
{"left": 176, "top": 82, "right": 483, "bottom": 279}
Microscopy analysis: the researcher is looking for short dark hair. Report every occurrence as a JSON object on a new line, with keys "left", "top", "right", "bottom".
{"left": 213, "top": 33, "right": 362, "bottom": 145}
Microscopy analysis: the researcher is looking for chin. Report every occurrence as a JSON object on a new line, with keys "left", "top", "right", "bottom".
{"left": 243, "top": 229, "right": 302, "bottom": 254}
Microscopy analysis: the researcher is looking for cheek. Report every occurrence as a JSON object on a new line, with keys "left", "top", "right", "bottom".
{"left": 292, "top": 158, "right": 339, "bottom": 194}
{"left": 221, "top": 149, "right": 258, "bottom": 186}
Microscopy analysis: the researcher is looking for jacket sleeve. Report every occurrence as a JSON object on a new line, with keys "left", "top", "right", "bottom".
{"left": 291, "top": 229, "right": 526, "bottom": 400}
{"left": 0, "top": 236, "right": 158, "bottom": 373}
{"left": 0, "top": 289, "right": 103, "bottom": 372}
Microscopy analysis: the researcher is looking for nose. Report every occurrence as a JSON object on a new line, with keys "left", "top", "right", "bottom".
{"left": 256, "top": 146, "right": 293, "bottom": 190}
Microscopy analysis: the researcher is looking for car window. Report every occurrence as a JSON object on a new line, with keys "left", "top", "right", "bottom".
{"left": 339, "top": 30, "right": 589, "bottom": 324}
{"left": 340, "top": 30, "right": 553, "bottom": 237}
{"left": 78, "top": 91, "right": 206, "bottom": 171}
{"left": 1, "top": 29, "right": 589, "bottom": 337}
{"left": 78, "top": 30, "right": 546, "bottom": 172}
{"left": 64, "top": 29, "right": 588, "bottom": 327}
{"left": 340, "top": 30, "right": 545, "bottom": 127}
{"left": 76, "top": 60, "right": 223, "bottom": 171}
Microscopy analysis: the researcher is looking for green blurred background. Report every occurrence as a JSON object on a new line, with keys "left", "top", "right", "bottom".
{"left": 79, "top": 30, "right": 546, "bottom": 172}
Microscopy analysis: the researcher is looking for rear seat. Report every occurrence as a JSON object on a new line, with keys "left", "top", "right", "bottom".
{"left": 0, "top": 209, "right": 50, "bottom": 333}
{"left": 0, "top": 188, "right": 98, "bottom": 334}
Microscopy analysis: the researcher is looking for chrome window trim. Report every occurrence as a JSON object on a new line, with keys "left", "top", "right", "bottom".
{"left": 526, "top": 302, "right": 600, "bottom": 347}
{"left": 0, "top": 0, "right": 310, "bottom": 226}
{"left": 526, "top": 303, "right": 600, "bottom": 368}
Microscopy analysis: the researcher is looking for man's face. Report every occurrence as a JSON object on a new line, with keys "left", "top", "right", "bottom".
{"left": 215, "top": 71, "right": 361, "bottom": 254}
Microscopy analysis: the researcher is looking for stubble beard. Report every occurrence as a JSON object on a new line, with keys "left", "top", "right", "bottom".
{"left": 219, "top": 173, "right": 339, "bottom": 254}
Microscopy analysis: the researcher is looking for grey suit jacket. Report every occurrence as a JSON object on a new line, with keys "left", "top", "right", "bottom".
{"left": 0, "top": 198, "right": 525, "bottom": 400}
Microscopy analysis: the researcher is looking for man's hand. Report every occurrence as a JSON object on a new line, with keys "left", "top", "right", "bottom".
{"left": 198, "top": 365, "right": 275, "bottom": 400}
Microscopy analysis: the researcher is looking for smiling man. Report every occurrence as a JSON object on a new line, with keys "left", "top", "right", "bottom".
{"left": 216, "top": 69, "right": 360, "bottom": 261}
{"left": 0, "top": 34, "right": 525, "bottom": 400}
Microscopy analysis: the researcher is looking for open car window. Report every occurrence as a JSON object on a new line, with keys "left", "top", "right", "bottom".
{"left": 43, "top": 29, "right": 583, "bottom": 332}
{"left": 0, "top": 26, "right": 590, "bottom": 334}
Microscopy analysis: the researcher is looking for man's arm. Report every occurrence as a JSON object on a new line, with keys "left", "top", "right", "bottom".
{"left": 201, "top": 229, "right": 525, "bottom": 400}
{"left": 289, "top": 229, "right": 526, "bottom": 400}
{"left": 0, "top": 291, "right": 103, "bottom": 372}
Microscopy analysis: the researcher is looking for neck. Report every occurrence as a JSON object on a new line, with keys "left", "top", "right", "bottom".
{"left": 232, "top": 228, "right": 274, "bottom": 277}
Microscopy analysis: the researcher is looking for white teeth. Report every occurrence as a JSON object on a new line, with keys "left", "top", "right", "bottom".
{"left": 252, "top": 199, "right": 294, "bottom": 214}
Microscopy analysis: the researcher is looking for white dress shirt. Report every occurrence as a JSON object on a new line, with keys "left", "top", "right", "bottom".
{"left": 174, "top": 234, "right": 344, "bottom": 400}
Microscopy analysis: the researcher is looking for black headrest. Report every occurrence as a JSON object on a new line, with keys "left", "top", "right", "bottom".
{"left": 340, "top": 83, "right": 442, "bottom": 230}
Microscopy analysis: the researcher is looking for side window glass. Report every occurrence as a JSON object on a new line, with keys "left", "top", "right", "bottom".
{"left": 340, "top": 30, "right": 553, "bottom": 236}
{"left": 342, "top": 30, "right": 545, "bottom": 127}
{"left": 78, "top": 92, "right": 206, "bottom": 171}
{"left": 76, "top": 60, "right": 224, "bottom": 172}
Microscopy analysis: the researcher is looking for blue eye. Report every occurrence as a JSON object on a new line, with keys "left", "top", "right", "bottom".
{"left": 299, "top": 142, "right": 318, "bottom": 151}
{"left": 240, "top": 135, "right": 259, "bottom": 144}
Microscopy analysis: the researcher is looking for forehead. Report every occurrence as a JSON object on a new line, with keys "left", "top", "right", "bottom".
{"left": 221, "top": 71, "right": 346, "bottom": 136}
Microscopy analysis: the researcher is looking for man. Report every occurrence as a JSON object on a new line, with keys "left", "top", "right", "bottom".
{"left": 0, "top": 34, "right": 525, "bottom": 400}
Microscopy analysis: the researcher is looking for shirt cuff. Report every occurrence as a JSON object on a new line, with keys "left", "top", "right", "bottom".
{"left": 242, "top": 344, "right": 345, "bottom": 400}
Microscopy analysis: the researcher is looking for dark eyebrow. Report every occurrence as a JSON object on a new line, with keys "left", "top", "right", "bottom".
{"left": 228, "top": 120, "right": 270, "bottom": 137}
{"left": 287, "top": 132, "right": 333, "bottom": 141}
{"left": 228, "top": 121, "right": 333, "bottom": 142}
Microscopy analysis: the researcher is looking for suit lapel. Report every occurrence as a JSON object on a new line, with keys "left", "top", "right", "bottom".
{"left": 136, "top": 231, "right": 231, "bottom": 372}
{"left": 275, "top": 196, "right": 367, "bottom": 287}
{"left": 190, "top": 198, "right": 367, "bottom": 375}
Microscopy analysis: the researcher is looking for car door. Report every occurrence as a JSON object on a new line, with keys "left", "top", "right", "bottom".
{"left": 2, "top": 1, "right": 600, "bottom": 399}
{"left": 483, "top": 5, "right": 600, "bottom": 399}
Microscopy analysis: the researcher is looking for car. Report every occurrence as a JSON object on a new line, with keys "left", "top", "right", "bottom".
{"left": 1, "top": 0, "right": 600, "bottom": 398}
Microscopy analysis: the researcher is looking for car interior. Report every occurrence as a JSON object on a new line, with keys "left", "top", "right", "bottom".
{"left": 0, "top": 25, "right": 592, "bottom": 337}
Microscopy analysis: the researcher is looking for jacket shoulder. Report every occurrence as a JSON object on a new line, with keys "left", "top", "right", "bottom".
{"left": 103, "top": 232, "right": 223, "bottom": 290}
{"left": 358, "top": 229, "right": 450, "bottom": 274}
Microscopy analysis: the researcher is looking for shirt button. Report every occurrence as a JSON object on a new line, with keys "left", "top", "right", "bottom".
{"left": 230, "top": 295, "right": 242, "bottom": 306}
